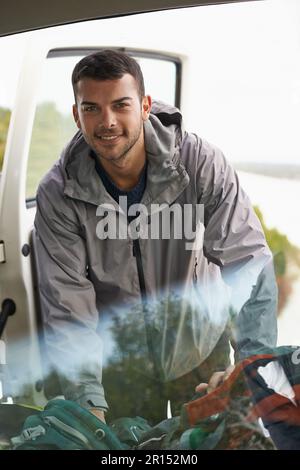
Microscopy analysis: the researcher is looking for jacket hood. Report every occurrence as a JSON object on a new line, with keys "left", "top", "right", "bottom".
{"left": 59, "top": 101, "right": 189, "bottom": 208}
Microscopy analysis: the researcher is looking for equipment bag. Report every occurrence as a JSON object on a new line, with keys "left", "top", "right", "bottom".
{"left": 11, "top": 399, "right": 127, "bottom": 450}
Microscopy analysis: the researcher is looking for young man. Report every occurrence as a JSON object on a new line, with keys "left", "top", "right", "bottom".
{"left": 34, "top": 50, "right": 277, "bottom": 424}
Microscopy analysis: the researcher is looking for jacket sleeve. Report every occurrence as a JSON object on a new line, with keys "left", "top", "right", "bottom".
{"left": 197, "top": 138, "right": 278, "bottom": 360}
{"left": 34, "top": 175, "right": 108, "bottom": 411}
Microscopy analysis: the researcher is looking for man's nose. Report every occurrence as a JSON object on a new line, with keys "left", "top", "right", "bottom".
{"left": 100, "top": 108, "right": 117, "bottom": 128}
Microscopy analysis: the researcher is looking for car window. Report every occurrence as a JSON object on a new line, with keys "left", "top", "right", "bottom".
{"left": 1, "top": 2, "right": 300, "bottom": 432}
{"left": 0, "top": 34, "right": 26, "bottom": 175}
{"left": 0, "top": 108, "right": 10, "bottom": 173}
{"left": 1, "top": 0, "right": 300, "bottom": 347}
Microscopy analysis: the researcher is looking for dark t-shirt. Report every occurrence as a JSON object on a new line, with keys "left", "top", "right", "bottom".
{"left": 92, "top": 151, "right": 147, "bottom": 214}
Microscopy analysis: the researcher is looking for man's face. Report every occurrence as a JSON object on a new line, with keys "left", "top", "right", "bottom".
{"left": 73, "top": 74, "right": 151, "bottom": 168}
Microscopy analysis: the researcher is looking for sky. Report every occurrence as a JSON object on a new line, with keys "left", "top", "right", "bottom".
{"left": 0, "top": 0, "right": 300, "bottom": 164}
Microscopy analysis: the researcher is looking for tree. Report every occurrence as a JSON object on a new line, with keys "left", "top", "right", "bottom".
{"left": 26, "top": 102, "right": 76, "bottom": 197}
{"left": 0, "top": 107, "right": 11, "bottom": 170}
{"left": 255, "top": 206, "right": 300, "bottom": 312}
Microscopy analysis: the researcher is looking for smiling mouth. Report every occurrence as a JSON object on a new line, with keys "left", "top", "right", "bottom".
{"left": 95, "top": 135, "right": 121, "bottom": 141}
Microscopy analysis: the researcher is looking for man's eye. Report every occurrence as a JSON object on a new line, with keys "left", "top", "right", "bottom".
{"left": 115, "top": 102, "right": 129, "bottom": 109}
{"left": 83, "top": 105, "right": 98, "bottom": 112}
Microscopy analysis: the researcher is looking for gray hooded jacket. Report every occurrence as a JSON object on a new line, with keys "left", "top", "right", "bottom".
{"left": 34, "top": 101, "right": 278, "bottom": 411}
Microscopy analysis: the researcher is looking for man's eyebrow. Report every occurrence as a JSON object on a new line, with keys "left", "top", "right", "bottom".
{"left": 80, "top": 101, "right": 98, "bottom": 106}
{"left": 111, "top": 97, "right": 133, "bottom": 104}
{"left": 80, "top": 97, "right": 133, "bottom": 106}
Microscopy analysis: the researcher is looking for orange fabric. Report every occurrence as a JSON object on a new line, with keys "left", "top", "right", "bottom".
{"left": 247, "top": 383, "right": 300, "bottom": 424}
{"left": 184, "top": 354, "right": 275, "bottom": 426}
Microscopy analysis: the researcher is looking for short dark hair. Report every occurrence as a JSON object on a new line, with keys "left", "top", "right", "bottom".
{"left": 72, "top": 49, "right": 145, "bottom": 102}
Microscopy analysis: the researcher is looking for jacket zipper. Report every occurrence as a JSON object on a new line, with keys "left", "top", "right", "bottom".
{"left": 132, "top": 239, "right": 163, "bottom": 385}
{"left": 193, "top": 257, "right": 198, "bottom": 285}
{"left": 132, "top": 239, "right": 147, "bottom": 301}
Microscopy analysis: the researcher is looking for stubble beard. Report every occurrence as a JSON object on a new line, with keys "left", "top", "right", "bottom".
{"left": 93, "top": 119, "right": 143, "bottom": 166}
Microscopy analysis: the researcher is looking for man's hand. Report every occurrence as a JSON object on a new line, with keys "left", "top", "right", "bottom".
{"left": 195, "top": 365, "right": 235, "bottom": 394}
{"left": 89, "top": 408, "right": 106, "bottom": 423}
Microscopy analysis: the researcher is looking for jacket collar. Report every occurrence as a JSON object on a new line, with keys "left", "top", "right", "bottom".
{"left": 62, "top": 101, "right": 190, "bottom": 210}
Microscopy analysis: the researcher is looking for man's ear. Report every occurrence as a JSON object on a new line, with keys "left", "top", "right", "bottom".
{"left": 142, "top": 95, "right": 152, "bottom": 121}
{"left": 72, "top": 104, "right": 81, "bottom": 129}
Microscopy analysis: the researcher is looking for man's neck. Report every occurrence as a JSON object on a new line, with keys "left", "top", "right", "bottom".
{"left": 97, "top": 147, "right": 146, "bottom": 191}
